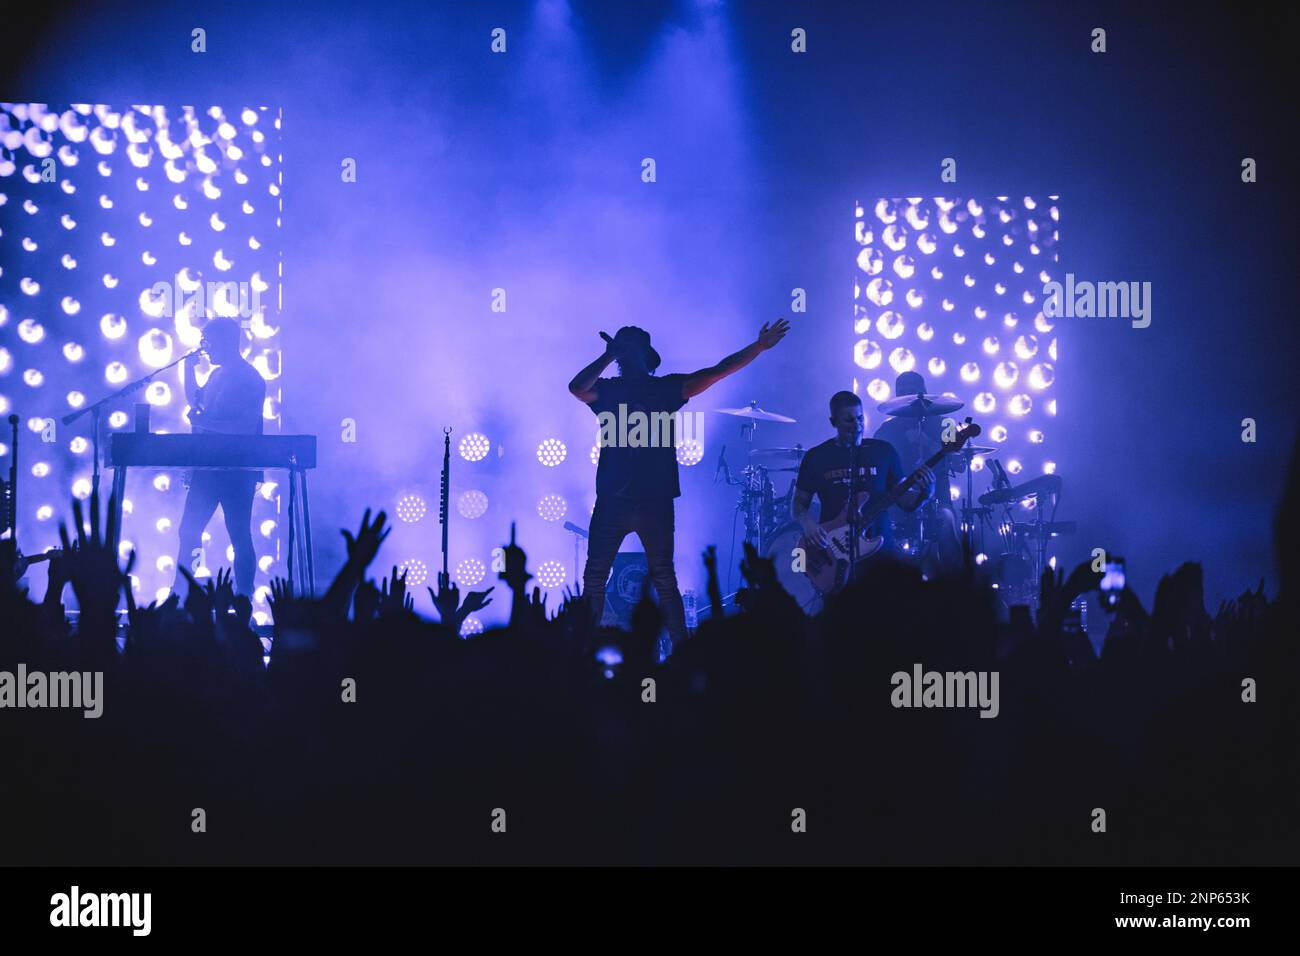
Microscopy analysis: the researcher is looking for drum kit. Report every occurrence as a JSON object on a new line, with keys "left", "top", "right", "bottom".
{"left": 710, "top": 393, "right": 1074, "bottom": 611}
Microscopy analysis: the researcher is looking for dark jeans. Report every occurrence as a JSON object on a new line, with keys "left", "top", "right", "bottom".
{"left": 583, "top": 495, "right": 687, "bottom": 649}
{"left": 175, "top": 470, "right": 259, "bottom": 596}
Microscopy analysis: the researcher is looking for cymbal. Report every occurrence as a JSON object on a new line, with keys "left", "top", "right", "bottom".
{"left": 877, "top": 393, "right": 965, "bottom": 417}
{"left": 961, "top": 445, "right": 999, "bottom": 456}
{"left": 979, "top": 474, "right": 1063, "bottom": 505}
{"left": 715, "top": 403, "right": 796, "bottom": 423}
{"left": 748, "top": 446, "right": 805, "bottom": 460}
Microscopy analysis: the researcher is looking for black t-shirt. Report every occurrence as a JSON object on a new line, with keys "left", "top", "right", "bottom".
{"left": 795, "top": 437, "right": 905, "bottom": 542}
{"left": 872, "top": 415, "right": 953, "bottom": 507}
{"left": 587, "top": 372, "right": 689, "bottom": 499}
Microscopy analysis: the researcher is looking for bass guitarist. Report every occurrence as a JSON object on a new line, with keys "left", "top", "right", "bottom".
{"left": 792, "top": 390, "right": 935, "bottom": 575}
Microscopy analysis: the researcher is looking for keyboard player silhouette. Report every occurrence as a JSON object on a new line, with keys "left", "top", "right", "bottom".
{"left": 175, "top": 318, "right": 266, "bottom": 596}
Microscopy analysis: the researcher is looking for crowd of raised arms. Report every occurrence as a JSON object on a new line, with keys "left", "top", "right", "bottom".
{"left": 1, "top": 444, "right": 1296, "bottom": 864}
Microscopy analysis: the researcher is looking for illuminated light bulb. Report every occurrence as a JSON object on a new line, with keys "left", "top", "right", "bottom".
{"left": 1014, "top": 335, "right": 1038, "bottom": 359}
{"left": 145, "top": 381, "right": 171, "bottom": 406}
{"left": 866, "top": 378, "right": 890, "bottom": 402}
{"left": 927, "top": 357, "right": 946, "bottom": 377}
{"left": 1028, "top": 363, "right": 1055, "bottom": 390}
{"left": 973, "top": 392, "right": 996, "bottom": 414}
{"left": 916, "top": 323, "right": 934, "bottom": 342}
{"left": 18, "top": 318, "right": 45, "bottom": 342}
{"left": 960, "top": 362, "right": 980, "bottom": 384}
{"left": 676, "top": 440, "right": 704, "bottom": 466}
{"left": 876, "top": 311, "right": 905, "bottom": 340}
{"left": 459, "top": 432, "right": 490, "bottom": 461}
{"left": 456, "top": 558, "right": 489, "bottom": 589}
{"left": 398, "top": 559, "right": 428, "bottom": 587}
{"left": 993, "top": 361, "right": 1019, "bottom": 389}
{"left": 537, "top": 439, "right": 567, "bottom": 467}
{"left": 1009, "top": 394, "right": 1032, "bottom": 416}
{"left": 537, "top": 561, "right": 566, "bottom": 589}
{"left": 538, "top": 495, "right": 568, "bottom": 521}
{"left": 888, "top": 347, "right": 916, "bottom": 373}
{"left": 457, "top": 490, "right": 489, "bottom": 519}
{"left": 866, "top": 277, "right": 893, "bottom": 306}
{"left": 982, "top": 336, "right": 1000, "bottom": 355}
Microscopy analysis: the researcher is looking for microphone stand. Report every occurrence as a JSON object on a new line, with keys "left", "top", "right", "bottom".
{"left": 62, "top": 348, "right": 202, "bottom": 502}
{"left": 6, "top": 414, "right": 17, "bottom": 543}
{"left": 846, "top": 438, "right": 860, "bottom": 585}
{"left": 440, "top": 427, "right": 451, "bottom": 584}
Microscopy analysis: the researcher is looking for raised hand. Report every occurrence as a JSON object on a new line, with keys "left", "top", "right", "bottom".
{"left": 178, "top": 564, "right": 216, "bottom": 624}
{"left": 460, "top": 585, "right": 494, "bottom": 617}
{"left": 268, "top": 576, "right": 308, "bottom": 632}
{"left": 740, "top": 541, "right": 779, "bottom": 590}
{"left": 756, "top": 318, "right": 791, "bottom": 351}
{"left": 43, "top": 544, "right": 74, "bottom": 610}
{"left": 379, "top": 565, "right": 410, "bottom": 616}
{"left": 527, "top": 586, "right": 549, "bottom": 626}
{"left": 429, "top": 571, "right": 461, "bottom": 626}
{"left": 57, "top": 490, "right": 134, "bottom": 637}
{"left": 341, "top": 508, "right": 390, "bottom": 573}
{"left": 499, "top": 522, "right": 532, "bottom": 592}
{"left": 212, "top": 567, "right": 236, "bottom": 616}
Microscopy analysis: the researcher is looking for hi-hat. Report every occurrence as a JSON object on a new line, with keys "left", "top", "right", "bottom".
{"left": 716, "top": 402, "right": 796, "bottom": 423}
{"left": 877, "top": 393, "right": 965, "bottom": 417}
